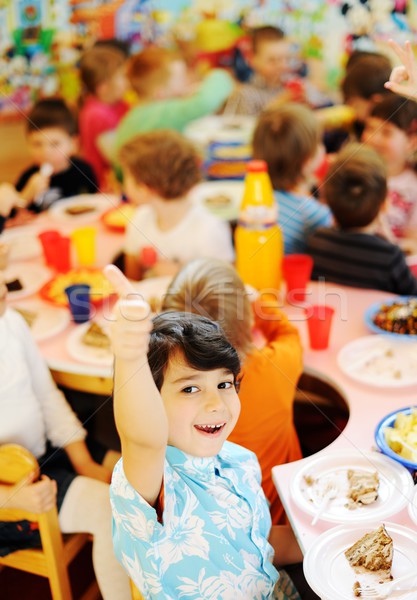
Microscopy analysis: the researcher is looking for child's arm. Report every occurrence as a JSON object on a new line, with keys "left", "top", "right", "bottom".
{"left": 18, "top": 172, "right": 51, "bottom": 206}
{"left": 385, "top": 39, "right": 417, "bottom": 101}
{"left": 269, "top": 525, "right": 303, "bottom": 566}
{"left": 105, "top": 265, "right": 168, "bottom": 505}
{"left": 63, "top": 441, "right": 112, "bottom": 483}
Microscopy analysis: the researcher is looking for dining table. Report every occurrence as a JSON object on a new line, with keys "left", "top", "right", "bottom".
{"left": 2, "top": 192, "right": 417, "bottom": 599}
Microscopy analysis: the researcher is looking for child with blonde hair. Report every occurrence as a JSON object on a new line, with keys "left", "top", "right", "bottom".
{"left": 105, "top": 264, "right": 303, "bottom": 600}
{"left": 253, "top": 103, "right": 331, "bottom": 254}
{"left": 362, "top": 94, "right": 417, "bottom": 252}
{"left": 120, "top": 130, "right": 234, "bottom": 280}
{"left": 113, "top": 46, "right": 234, "bottom": 151}
{"left": 79, "top": 45, "right": 129, "bottom": 189}
{"left": 162, "top": 257, "right": 303, "bottom": 525}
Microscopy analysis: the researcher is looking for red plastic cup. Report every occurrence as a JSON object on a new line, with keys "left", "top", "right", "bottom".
{"left": 38, "top": 230, "right": 61, "bottom": 267}
{"left": 283, "top": 254, "right": 314, "bottom": 302}
{"left": 54, "top": 236, "right": 72, "bottom": 273}
{"left": 305, "top": 304, "right": 335, "bottom": 350}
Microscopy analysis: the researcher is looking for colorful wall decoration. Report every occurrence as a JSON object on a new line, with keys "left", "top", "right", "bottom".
{"left": 0, "top": 0, "right": 416, "bottom": 117}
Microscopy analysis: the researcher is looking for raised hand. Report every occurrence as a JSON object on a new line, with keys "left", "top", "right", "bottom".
{"left": 385, "top": 39, "right": 417, "bottom": 101}
{"left": 103, "top": 265, "right": 152, "bottom": 362}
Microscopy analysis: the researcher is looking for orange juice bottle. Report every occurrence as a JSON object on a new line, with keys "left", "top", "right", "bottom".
{"left": 235, "top": 160, "right": 283, "bottom": 290}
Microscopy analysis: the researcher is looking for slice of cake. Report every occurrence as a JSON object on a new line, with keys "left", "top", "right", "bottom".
{"left": 81, "top": 322, "right": 111, "bottom": 349}
{"left": 345, "top": 525, "right": 393, "bottom": 596}
{"left": 347, "top": 470, "right": 379, "bottom": 507}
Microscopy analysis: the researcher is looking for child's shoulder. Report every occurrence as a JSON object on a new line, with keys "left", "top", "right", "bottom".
{"left": 220, "top": 440, "right": 259, "bottom": 465}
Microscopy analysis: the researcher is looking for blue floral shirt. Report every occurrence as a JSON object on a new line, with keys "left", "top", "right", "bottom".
{"left": 110, "top": 442, "right": 280, "bottom": 599}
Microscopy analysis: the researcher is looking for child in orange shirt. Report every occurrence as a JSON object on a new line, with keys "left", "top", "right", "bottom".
{"left": 162, "top": 257, "right": 303, "bottom": 524}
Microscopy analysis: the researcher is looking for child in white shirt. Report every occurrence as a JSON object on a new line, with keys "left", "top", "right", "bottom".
{"left": 120, "top": 130, "right": 234, "bottom": 280}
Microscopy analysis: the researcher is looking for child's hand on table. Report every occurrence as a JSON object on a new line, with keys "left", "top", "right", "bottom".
{"left": 104, "top": 265, "right": 152, "bottom": 362}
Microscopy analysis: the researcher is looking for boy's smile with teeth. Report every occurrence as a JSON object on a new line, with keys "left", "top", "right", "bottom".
{"left": 194, "top": 423, "right": 226, "bottom": 435}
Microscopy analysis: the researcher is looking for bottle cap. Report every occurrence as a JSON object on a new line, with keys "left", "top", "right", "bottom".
{"left": 246, "top": 160, "right": 267, "bottom": 173}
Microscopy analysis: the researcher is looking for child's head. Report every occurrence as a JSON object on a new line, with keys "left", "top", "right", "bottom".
{"left": 80, "top": 46, "right": 128, "bottom": 103}
{"left": 26, "top": 98, "right": 77, "bottom": 173}
{"left": 324, "top": 143, "right": 387, "bottom": 229}
{"left": 162, "top": 258, "right": 253, "bottom": 357}
{"left": 119, "top": 130, "right": 201, "bottom": 203}
{"left": 362, "top": 94, "right": 417, "bottom": 176}
{"left": 250, "top": 25, "right": 290, "bottom": 86}
{"left": 252, "top": 103, "right": 323, "bottom": 191}
{"left": 341, "top": 53, "right": 392, "bottom": 123}
{"left": 148, "top": 311, "right": 241, "bottom": 457}
{"left": 127, "top": 47, "right": 189, "bottom": 100}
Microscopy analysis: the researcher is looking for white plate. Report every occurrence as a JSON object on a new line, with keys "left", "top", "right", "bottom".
{"left": 12, "top": 298, "right": 70, "bottom": 342}
{"left": 337, "top": 335, "right": 417, "bottom": 388}
{"left": 4, "top": 262, "right": 52, "bottom": 300}
{"left": 66, "top": 321, "right": 113, "bottom": 367}
{"left": 409, "top": 486, "right": 417, "bottom": 528}
{"left": 48, "top": 194, "right": 119, "bottom": 223}
{"left": 303, "top": 522, "right": 417, "bottom": 600}
{"left": 189, "top": 181, "right": 244, "bottom": 221}
{"left": 291, "top": 449, "right": 413, "bottom": 524}
{"left": 0, "top": 227, "right": 42, "bottom": 261}
{"left": 184, "top": 115, "right": 255, "bottom": 148}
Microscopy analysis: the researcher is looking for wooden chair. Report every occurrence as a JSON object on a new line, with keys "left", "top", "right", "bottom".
{"left": 0, "top": 444, "right": 100, "bottom": 600}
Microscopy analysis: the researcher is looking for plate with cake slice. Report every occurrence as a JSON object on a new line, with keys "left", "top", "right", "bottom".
{"left": 4, "top": 262, "right": 52, "bottom": 300}
{"left": 291, "top": 449, "right": 414, "bottom": 524}
{"left": 48, "top": 194, "right": 118, "bottom": 223}
{"left": 303, "top": 522, "right": 417, "bottom": 600}
{"left": 12, "top": 298, "right": 70, "bottom": 342}
{"left": 66, "top": 320, "right": 113, "bottom": 366}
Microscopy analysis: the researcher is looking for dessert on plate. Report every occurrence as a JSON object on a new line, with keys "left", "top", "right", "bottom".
{"left": 345, "top": 524, "right": 393, "bottom": 596}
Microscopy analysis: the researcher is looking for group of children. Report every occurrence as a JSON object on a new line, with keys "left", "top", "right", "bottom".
{"left": 1, "top": 27, "right": 417, "bottom": 599}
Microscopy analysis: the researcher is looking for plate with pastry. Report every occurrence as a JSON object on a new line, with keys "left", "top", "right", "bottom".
{"left": 66, "top": 320, "right": 113, "bottom": 366}
{"left": 364, "top": 296, "right": 417, "bottom": 339}
{"left": 303, "top": 522, "right": 417, "bottom": 600}
{"left": 39, "top": 269, "right": 115, "bottom": 307}
{"left": 48, "top": 194, "right": 118, "bottom": 223}
{"left": 337, "top": 335, "right": 417, "bottom": 388}
{"left": 4, "top": 262, "right": 52, "bottom": 300}
{"left": 290, "top": 449, "right": 413, "bottom": 524}
{"left": 101, "top": 203, "right": 137, "bottom": 232}
{"left": 189, "top": 181, "right": 244, "bottom": 221}
{"left": 12, "top": 298, "right": 70, "bottom": 342}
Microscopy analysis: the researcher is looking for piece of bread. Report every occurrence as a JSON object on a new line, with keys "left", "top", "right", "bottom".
{"left": 347, "top": 470, "right": 379, "bottom": 506}
{"left": 81, "top": 321, "right": 111, "bottom": 349}
{"left": 345, "top": 525, "right": 393, "bottom": 593}
{"left": 65, "top": 205, "right": 95, "bottom": 215}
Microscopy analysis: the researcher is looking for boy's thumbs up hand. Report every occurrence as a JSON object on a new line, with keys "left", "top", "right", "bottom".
{"left": 104, "top": 265, "right": 153, "bottom": 362}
